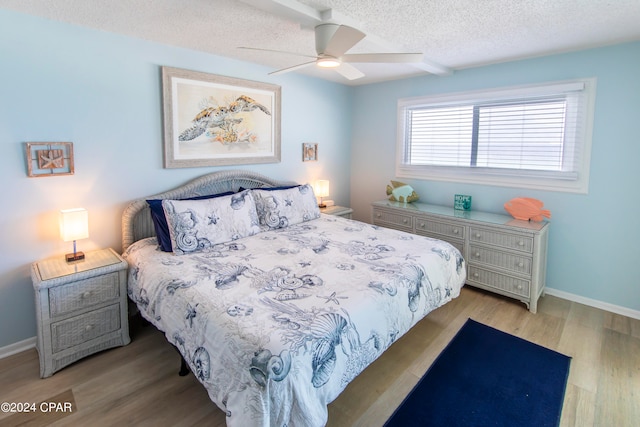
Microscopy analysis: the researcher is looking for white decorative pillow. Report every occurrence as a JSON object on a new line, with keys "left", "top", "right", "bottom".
{"left": 252, "top": 184, "right": 320, "bottom": 229}
{"left": 162, "top": 190, "right": 261, "bottom": 255}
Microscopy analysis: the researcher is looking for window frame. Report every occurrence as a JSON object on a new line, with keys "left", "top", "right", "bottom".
{"left": 396, "top": 79, "right": 596, "bottom": 194}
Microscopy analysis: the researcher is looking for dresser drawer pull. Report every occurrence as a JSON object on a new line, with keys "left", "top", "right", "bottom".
{"left": 518, "top": 240, "right": 525, "bottom": 246}
{"left": 517, "top": 284, "right": 523, "bottom": 290}
{"left": 419, "top": 222, "right": 425, "bottom": 227}
{"left": 81, "top": 291, "right": 92, "bottom": 299}
{"left": 518, "top": 262, "right": 524, "bottom": 268}
{"left": 474, "top": 252, "right": 481, "bottom": 258}
{"left": 453, "top": 228, "right": 460, "bottom": 235}
{"left": 403, "top": 219, "right": 408, "bottom": 224}
{"left": 475, "top": 233, "right": 481, "bottom": 238}
{"left": 376, "top": 213, "right": 381, "bottom": 218}
{"left": 473, "top": 272, "right": 479, "bottom": 278}
{"left": 85, "top": 324, "right": 94, "bottom": 332}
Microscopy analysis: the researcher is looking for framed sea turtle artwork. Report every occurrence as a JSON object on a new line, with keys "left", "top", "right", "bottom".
{"left": 162, "top": 66, "right": 281, "bottom": 168}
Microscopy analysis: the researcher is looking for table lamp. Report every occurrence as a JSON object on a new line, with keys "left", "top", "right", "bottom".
{"left": 60, "top": 208, "right": 89, "bottom": 262}
{"left": 315, "top": 180, "right": 330, "bottom": 208}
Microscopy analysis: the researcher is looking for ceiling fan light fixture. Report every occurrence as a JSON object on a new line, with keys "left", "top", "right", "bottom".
{"left": 317, "top": 57, "right": 341, "bottom": 68}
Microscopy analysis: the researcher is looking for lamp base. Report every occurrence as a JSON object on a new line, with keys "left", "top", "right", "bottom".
{"left": 318, "top": 203, "right": 327, "bottom": 208}
{"left": 65, "top": 252, "right": 85, "bottom": 263}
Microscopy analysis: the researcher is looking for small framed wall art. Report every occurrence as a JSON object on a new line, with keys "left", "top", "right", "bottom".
{"left": 25, "top": 142, "right": 75, "bottom": 177}
{"left": 302, "top": 143, "right": 318, "bottom": 162}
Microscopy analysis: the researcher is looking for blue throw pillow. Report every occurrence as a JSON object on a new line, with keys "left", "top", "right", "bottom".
{"left": 147, "top": 191, "right": 234, "bottom": 252}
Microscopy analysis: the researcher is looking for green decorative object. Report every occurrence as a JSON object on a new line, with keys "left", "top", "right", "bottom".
{"left": 454, "top": 194, "right": 472, "bottom": 211}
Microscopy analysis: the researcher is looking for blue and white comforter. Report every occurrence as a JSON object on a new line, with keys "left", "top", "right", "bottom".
{"left": 124, "top": 215, "right": 466, "bottom": 426}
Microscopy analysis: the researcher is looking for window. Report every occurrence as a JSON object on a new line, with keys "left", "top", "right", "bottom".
{"left": 397, "top": 79, "right": 596, "bottom": 193}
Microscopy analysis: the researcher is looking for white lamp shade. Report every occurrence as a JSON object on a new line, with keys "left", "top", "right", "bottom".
{"left": 60, "top": 208, "right": 89, "bottom": 242}
{"left": 315, "top": 180, "right": 330, "bottom": 198}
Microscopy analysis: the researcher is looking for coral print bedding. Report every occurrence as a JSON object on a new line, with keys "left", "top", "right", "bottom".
{"left": 125, "top": 214, "right": 465, "bottom": 427}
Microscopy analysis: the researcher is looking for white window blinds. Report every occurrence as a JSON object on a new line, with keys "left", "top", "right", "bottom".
{"left": 397, "top": 79, "right": 595, "bottom": 193}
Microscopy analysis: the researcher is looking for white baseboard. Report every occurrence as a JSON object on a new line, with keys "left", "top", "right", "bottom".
{"left": 545, "top": 287, "right": 640, "bottom": 320}
{"left": 0, "top": 336, "right": 36, "bottom": 360}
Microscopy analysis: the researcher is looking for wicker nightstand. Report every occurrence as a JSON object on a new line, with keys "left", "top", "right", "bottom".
{"left": 31, "top": 248, "right": 130, "bottom": 378}
{"left": 320, "top": 205, "right": 353, "bottom": 219}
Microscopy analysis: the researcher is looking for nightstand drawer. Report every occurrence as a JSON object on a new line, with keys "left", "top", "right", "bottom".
{"left": 372, "top": 208, "right": 413, "bottom": 231}
{"left": 49, "top": 272, "right": 120, "bottom": 317}
{"left": 468, "top": 266, "right": 530, "bottom": 297}
{"left": 51, "top": 303, "right": 121, "bottom": 353}
{"left": 469, "top": 227, "right": 533, "bottom": 253}
{"left": 415, "top": 218, "right": 465, "bottom": 240}
{"left": 468, "top": 244, "right": 532, "bottom": 275}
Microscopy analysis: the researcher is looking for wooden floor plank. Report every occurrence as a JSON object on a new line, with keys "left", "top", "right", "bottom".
{"left": 594, "top": 329, "right": 640, "bottom": 427}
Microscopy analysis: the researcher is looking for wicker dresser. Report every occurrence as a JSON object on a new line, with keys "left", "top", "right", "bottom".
{"left": 372, "top": 200, "right": 549, "bottom": 313}
{"left": 31, "top": 248, "right": 130, "bottom": 378}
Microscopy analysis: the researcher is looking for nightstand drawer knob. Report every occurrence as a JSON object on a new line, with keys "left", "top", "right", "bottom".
{"left": 419, "top": 222, "right": 425, "bottom": 227}
{"left": 475, "top": 233, "right": 481, "bottom": 238}
{"left": 376, "top": 213, "right": 381, "bottom": 218}
{"left": 518, "top": 241, "right": 525, "bottom": 246}
{"left": 402, "top": 219, "right": 408, "bottom": 223}
{"left": 453, "top": 228, "right": 459, "bottom": 234}
{"left": 81, "top": 291, "right": 92, "bottom": 299}
{"left": 518, "top": 262, "right": 524, "bottom": 268}
{"left": 85, "top": 324, "right": 94, "bottom": 332}
{"left": 473, "top": 272, "right": 479, "bottom": 278}
{"left": 475, "top": 252, "right": 480, "bottom": 258}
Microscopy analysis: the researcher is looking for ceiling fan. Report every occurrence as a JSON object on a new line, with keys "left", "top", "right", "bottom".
{"left": 239, "top": 23, "right": 424, "bottom": 80}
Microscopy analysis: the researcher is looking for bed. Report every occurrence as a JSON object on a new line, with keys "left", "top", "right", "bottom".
{"left": 121, "top": 170, "right": 466, "bottom": 427}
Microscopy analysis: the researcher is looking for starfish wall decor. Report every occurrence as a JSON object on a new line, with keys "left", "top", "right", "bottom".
{"left": 25, "top": 142, "right": 74, "bottom": 177}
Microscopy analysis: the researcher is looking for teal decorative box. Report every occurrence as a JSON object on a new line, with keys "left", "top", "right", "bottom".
{"left": 454, "top": 194, "right": 472, "bottom": 211}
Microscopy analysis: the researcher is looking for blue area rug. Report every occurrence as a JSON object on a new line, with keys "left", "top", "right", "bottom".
{"left": 384, "top": 318, "right": 571, "bottom": 427}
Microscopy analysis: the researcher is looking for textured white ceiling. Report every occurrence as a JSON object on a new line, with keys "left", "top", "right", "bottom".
{"left": 2, "top": 0, "right": 640, "bottom": 85}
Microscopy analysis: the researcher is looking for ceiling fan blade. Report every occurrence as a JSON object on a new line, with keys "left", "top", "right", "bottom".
{"left": 238, "top": 46, "right": 317, "bottom": 60}
{"left": 269, "top": 60, "right": 317, "bottom": 76}
{"left": 320, "top": 24, "right": 365, "bottom": 57}
{"left": 335, "top": 63, "right": 365, "bottom": 80}
{"left": 341, "top": 53, "right": 424, "bottom": 63}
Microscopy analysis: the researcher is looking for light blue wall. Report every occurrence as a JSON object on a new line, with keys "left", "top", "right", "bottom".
{"left": 0, "top": 10, "right": 353, "bottom": 348}
{"left": 1, "top": 8, "right": 638, "bottom": 350}
{"left": 350, "top": 42, "right": 640, "bottom": 312}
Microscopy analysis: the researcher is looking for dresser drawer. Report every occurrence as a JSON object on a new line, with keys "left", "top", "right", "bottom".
{"left": 51, "top": 303, "right": 121, "bottom": 353}
{"left": 49, "top": 272, "right": 120, "bottom": 317}
{"left": 415, "top": 218, "right": 465, "bottom": 240}
{"left": 372, "top": 208, "right": 413, "bottom": 231}
{"left": 469, "top": 227, "right": 533, "bottom": 253}
{"left": 468, "top": 244, "right": 532, "bottom": 276}
{"left": 468, "top": 266, "right": 530, "bottom": 297}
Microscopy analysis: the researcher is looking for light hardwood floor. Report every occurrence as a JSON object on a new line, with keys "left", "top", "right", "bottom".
{"left": 1, "top": 287, "right": 638, "bottom": 426}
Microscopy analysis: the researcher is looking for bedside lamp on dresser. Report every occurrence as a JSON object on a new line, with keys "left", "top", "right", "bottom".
{"left": 59, "top": 208, "right": 89, "bottom": 262}
{"left": 314, "top": 180, "right": 330, "bottom": 208}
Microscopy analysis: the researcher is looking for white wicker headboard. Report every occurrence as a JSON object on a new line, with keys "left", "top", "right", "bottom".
{"left": 121, "top": 170, "right": 297, "bottom": 252}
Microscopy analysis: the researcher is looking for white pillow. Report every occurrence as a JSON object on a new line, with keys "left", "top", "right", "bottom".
{"left": 252, "top": 184, "right": 320, "bottom": 230}
{"left": 162, "top": 190, "right": 261, "bottom": 255}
